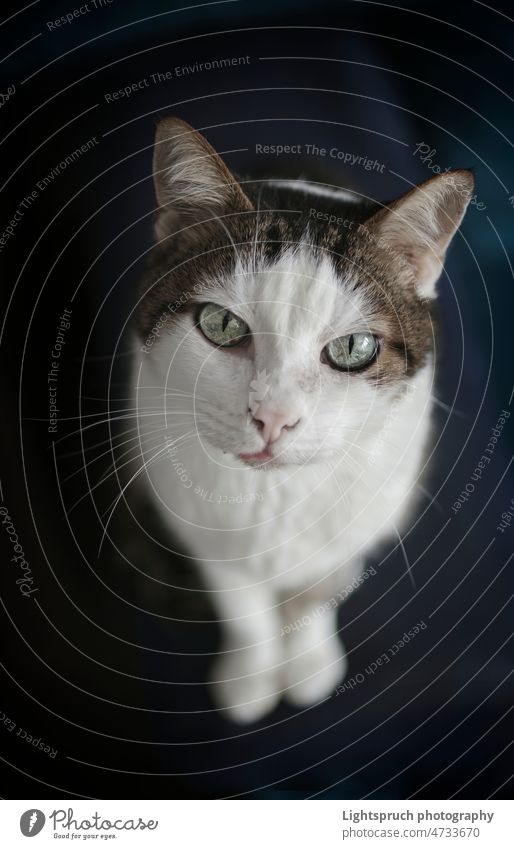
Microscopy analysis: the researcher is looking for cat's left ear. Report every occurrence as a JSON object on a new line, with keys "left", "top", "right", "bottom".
{"left": 152, "top": 117, "right": 253, "bottom": 240}
{"left": 368, "top": 170, "right": 474, "bottom": 298}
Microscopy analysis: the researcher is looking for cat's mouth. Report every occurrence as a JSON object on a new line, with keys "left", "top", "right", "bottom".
{"left": 238, "top": 448, "right": 280, "bottom": 468}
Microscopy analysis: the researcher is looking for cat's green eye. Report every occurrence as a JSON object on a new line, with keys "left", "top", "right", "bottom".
{"left": 198, "top": 302, "right": 250, "bottom": 347}
{"left": 323, "top": 332, "right": 378, "bottom": 371}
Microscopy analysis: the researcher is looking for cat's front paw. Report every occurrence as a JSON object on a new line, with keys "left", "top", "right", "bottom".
{"left": 283, "top": 633, "right": 347, "bottom": 707}
{"left": 210, "top": 649, "right": 281, "bottom": 723}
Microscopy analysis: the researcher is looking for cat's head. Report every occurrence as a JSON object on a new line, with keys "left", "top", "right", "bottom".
{"left": 136, "top": 117, "right": 473, "bottom": 469}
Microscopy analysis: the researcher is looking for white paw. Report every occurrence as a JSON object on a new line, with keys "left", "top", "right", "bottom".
{"left": 210, "top": 649, "right": 281, "bottom": 723}
{"left": 284, "top": 634, "right": 347, "bottom": 707}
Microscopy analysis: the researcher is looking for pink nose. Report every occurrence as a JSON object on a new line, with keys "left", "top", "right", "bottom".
{"left": 251, "top": 404, "right": 300, "bottom": 444}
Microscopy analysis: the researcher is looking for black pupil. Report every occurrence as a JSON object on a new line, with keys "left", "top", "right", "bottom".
{"left": 348, "top": 335, "right": 354, "bottom": 355}
{"left": 222, "top": 312, "right": 230, "bottom": 332}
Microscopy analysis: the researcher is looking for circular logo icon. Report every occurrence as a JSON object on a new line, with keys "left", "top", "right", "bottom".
{"left": 20, "top": 810, "right": 46, "bottom": 837}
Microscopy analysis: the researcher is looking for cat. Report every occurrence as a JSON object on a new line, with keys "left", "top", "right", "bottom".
{"left": 133, "top": 117, "right": 473, "bottom": 723}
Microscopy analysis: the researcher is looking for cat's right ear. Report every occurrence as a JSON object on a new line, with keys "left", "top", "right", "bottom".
{"left": 152, "top": 117, "right": 252, "bottom": 241}
{"left": 365, "top": 169, "right": 474, "bottom": 299}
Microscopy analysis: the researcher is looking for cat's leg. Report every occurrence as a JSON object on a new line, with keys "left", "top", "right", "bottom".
{"left": 280, "top": 593, "right": 347, "bottom": 707}
{"left": 201, "top": 563, "right": 283, "bottom": 723}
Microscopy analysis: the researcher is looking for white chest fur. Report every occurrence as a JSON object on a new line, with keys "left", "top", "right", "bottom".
{"left": 137, "top": 361, "right": 432, "bottom": 594}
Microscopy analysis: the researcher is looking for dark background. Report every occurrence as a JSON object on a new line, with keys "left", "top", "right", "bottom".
{"left": 0, "top": 0, "right": 513, "bottom": 799}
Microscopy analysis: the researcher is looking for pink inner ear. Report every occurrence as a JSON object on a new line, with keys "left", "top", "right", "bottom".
{"left": 369, "top": 170, "right": 473, "bottom": 299}
{"left": 402, "top": 245, "right": 443, "bottom": 294}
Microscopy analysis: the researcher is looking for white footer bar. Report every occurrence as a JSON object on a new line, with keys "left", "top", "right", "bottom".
{"left": 1, "top": 800, "right": 511, "bottom": 847}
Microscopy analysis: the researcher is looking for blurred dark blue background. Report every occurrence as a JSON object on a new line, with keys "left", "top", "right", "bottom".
{"left": 0, "top": 0, "right": 513, "bottom": 799}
